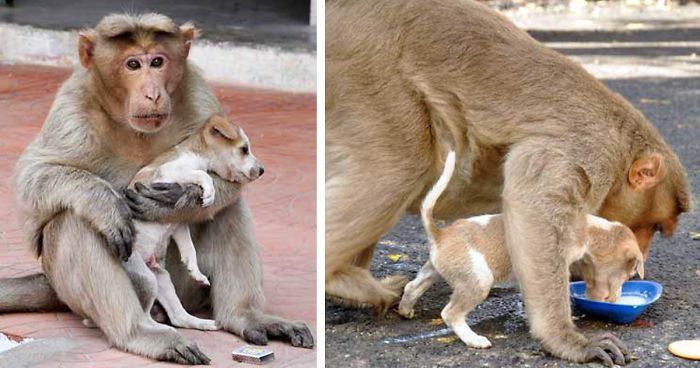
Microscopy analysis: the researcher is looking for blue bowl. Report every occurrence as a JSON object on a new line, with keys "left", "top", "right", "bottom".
{"left": 570, "top": 280, "right": 663, "bottom": 324}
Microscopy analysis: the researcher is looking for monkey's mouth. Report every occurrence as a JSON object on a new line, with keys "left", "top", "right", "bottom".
{"left": 132, "top": 113, "right": 168, "bottom": 122}
{"left": 130, "top": 113, "right": 170, "bottom": 131}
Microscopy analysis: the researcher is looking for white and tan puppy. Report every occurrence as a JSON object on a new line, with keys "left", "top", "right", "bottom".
{"left": 117, "top": 115, "right": 264, "bottom": 331}
{"left": 398, "top": 151, "right": 644, "bottom": 349}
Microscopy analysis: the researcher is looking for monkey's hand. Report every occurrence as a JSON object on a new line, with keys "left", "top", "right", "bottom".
{"left": 125, "top": 182, "right": 202, "bottom": 221}
{"left": 126, "top": 179, "right": 242, "bottom": 223}
{"left": 582, "top": 333, "right": 630, "bottom": 367}
{"left": 99, "top": 194, "right": 135, "bottom": 261}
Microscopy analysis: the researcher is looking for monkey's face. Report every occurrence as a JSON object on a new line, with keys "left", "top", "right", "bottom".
{"left": 581, "top": 237, "right": 644, "bottom": 303}
{"left": 117, "top": 49, "right": 181, "bottom": 133}
{"left": 598, "top": 154, "right": 684, "bottom": 261}
{"left": 204, "top": 116, "right": 265, "bottom": 184}
{"left": 78, "top": 14, "right": 197, "bottom": 134}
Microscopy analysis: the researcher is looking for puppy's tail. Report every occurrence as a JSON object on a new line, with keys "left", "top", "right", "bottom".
{"left": 421, "top": 151, "right": 456, "bottom": 245}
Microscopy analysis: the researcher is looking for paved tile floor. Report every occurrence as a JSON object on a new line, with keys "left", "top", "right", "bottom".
{"left": 0, "top": 65, "right": 316, "bottom": 367}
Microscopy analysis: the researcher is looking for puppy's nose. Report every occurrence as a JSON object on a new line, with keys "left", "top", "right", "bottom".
{"left": 259, "top": 167, "right": 265, "bottom": 177}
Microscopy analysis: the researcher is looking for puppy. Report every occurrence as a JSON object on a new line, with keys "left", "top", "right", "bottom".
{"left": 397, "top": 151, "right": 644, "bottom": 348}
{"left": 116, "top": 115, "right": 263, "bottom": 331}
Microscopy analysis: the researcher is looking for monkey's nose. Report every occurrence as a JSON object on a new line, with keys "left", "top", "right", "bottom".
{"left": 259, "top": 167, "right": 265, "bottom": 177}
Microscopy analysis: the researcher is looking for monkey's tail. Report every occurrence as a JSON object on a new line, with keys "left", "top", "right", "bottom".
{"left": 421, "top": 151, "right": 456, "bottom": 245}
{"left": 0, "top": 273, "right": 65, "bottom": 312}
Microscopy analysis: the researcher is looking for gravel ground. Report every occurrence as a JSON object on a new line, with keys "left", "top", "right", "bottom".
{"left": 325, "top": 7, "right": 700, "bottom": 368}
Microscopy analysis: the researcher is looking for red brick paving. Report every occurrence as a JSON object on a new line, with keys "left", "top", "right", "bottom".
{"left": 0, "top": 65, "right": 316, "bottom": 367}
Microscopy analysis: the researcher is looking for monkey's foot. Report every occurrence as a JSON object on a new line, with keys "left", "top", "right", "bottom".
{"left": 241, "top": 318, "right": 315, "bottom": 349}
{"left": 158, "top": 340, "right": 210, "bottom": 365}
{"left": 373, "top": 275, "right": 408, "bottom": 315}
{"left": 583, "top": 333, "right": 630, "bottom": 367}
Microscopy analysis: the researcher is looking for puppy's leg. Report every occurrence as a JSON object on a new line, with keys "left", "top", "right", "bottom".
{"left": 441, "top": 282, "right": 491, "bottom": 349}
{"left": 123, "top": 253, "right": 176, "bottom": 333}
{"left": 398, "top": 260, "right": 441, "bottom": 318}
{"left": 171, "top": 225, "right": 210, "bottom": 286}
{"left": 154, "top": 268, "right": 218, "bottom": 331}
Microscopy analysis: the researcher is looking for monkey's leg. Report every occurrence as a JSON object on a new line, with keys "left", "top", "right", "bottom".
{"left": 502, "top": 144, "right": 629, "bottom": 367}
{"left": 352, "top": 244, "right": 376, "bottom": 269}
{"left": 171, "top": 225, "right": 210, "bottom": 286}
{"left": 41, "top": 212, "right": 210, "bottom": 365}
{"left": 153, "top": 268, "right": 218, "bottom": 331}
{"left": 189, "top": 199, "right": 314, "bottom": 348}
{"left": 441, "top": 282, "right": 491, "bottom": 349}
{"left": 325, "top": 167, "right": 427, "bottom": 309}
{"left": 398, "top": 260, "right": 441, "bottom": 319}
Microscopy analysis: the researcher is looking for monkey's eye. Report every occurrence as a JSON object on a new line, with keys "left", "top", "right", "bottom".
{"left": 240, "top": 146, "right": 249, "bottom": 155}
{"left": 126, "top": 59, "right": 141, "bottom": 70}
{"left": 151, "top": 57, "right": 164, "bottom": 68}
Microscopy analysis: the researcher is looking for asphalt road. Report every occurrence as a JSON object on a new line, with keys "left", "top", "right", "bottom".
{"left": 325, "top": 16, "right": 700, "bottom": 368}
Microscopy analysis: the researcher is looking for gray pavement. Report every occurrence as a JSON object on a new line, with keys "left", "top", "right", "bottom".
{"left": 325, "top": 10, "right": 700, "bottom": 368}
{"left": 0, "top": 0, "right": 315, "bottom": 52}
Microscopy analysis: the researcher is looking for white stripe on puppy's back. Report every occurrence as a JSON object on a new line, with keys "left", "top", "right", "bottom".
{"left": 586, "top": 214, "right": 613, "bottom": 230}
{"left": 468, "top": 248, "right": 494, "bottom": 287}
{"left": 421, "top": 151, "right": 456, "bottom": 243}
{"left": 468, "top": 214, "right": 497, "bottom": 227}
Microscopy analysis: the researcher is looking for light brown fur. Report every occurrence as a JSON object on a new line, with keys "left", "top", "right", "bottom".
{"left": 1, "top": 13, "right": 312, "bottom": 365}
{"left": 326, "top": 0, "right": 689, "bottom": 365}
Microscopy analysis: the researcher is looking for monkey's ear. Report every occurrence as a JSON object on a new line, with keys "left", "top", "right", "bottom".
{"left": 207, "top": 115, "right": 239, "bottom": 141}
{"left": 78, "top": 29, "right": 97, "bottom": 69}
{"left": 628, "top": 153, "right": 663, "bottom": 191}
{"left": 180, "top": 22, "right": 199, "bottom": 58}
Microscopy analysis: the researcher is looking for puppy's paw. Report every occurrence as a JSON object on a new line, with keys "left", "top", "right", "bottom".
{"left": 201, "top": 192, "right": 215, "bottom": 207}
{"left": 465, "top": 335, "right": 492, "bottom": 349}
{"left": 192, "top": 272, "right": 210, "bottom": 287}
{"left": 397, "top": 306, "right": 415, "bottom": 319}
{"left": 196, "top": 319, "right": 219, "bottom": 331}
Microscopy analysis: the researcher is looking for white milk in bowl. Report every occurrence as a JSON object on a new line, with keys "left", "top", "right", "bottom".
{"left": 614, "top": 295, "right": 646, "bottom": 306}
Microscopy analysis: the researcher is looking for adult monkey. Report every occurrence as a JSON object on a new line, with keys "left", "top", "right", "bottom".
{"left": 326, "top": 0, "right": 689, "bottom": 366}
{"left": 0, "top": 14, "right": 313, "bottom": 364}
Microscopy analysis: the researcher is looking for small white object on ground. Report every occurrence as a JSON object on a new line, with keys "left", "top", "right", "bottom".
{"left": 232, "top": 345, "right": 275, "bottom": 365}
{"left": 668, "top": 340, "right": 700, "bottom": 360}
{"left": 0, "top": 333, "right": 33, "bottom": 354}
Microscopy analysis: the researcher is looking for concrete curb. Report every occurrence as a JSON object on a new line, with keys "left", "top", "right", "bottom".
{"left": 0, "top": 22, "right": 316, "bottom": 92}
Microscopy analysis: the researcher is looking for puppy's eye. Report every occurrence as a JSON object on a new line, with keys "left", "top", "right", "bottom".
{"left": 151, "top": 57, "right": 164, "bottom": 68}
{"left": 240, "top": 146, "right": 249, "bottom": 155}
{"left": 126, "top": 59, "right": 141, "bottom": 70}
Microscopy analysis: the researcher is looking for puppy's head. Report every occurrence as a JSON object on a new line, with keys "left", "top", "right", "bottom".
{"left": 203, "top": 115, "right": 264, "bottom": 183}
{"left": 581, "top": 218, "right": 644, "bottom": 303}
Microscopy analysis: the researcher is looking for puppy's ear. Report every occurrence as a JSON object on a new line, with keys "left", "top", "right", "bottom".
{"left": 636, "top": 259, "right": 645, "bottom": 280}
{"left": 207, "top": 115, "right": 239, "bottom": 141}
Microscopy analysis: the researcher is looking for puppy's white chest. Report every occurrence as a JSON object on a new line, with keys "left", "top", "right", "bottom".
{"left": 133, "top": 220, "right": 179, "bottom": 260}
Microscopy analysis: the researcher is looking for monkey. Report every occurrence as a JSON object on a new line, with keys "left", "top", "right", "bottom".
{"left": 0, "top": 13, "right": 313, "bottom": 365}
{"left": 325, "top": 0, "right": 690, "bottom": 366}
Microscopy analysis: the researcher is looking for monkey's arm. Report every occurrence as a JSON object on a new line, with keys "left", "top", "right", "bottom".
{"left": 15, "top": 159, "right": 134, "bottom": 260}
{"left": 125, "top": 175, "right": 242, "bottom": 224}
{"left": 502, "top": 142, "right": 628, "bottom": 367}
